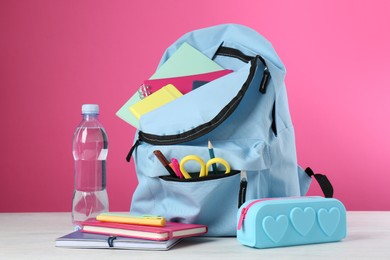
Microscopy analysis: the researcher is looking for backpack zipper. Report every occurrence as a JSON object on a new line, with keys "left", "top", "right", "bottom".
{"left": 126, "top": 53, "right": 270, "bottom": 161}
{"left": 137, "top": 57, "right": 258, "bottom": 146}
{"left": 216, "top": 46, "right": 269, "bottom": 94}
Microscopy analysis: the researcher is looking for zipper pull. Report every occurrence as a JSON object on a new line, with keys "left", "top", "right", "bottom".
{"left": 126, "top": 139, "right": 141, "bottom": 162}
{"left": 237, "top": 198, "right": 267, "bottom": 230}
{"left": 238, "top": 171, "right": 248, "bottom": 208}
{"left": 237, "top": 207, "right": 249, "bottom": 230}
{"left": 259, "top": 66, "right": 270, "bottom": 94}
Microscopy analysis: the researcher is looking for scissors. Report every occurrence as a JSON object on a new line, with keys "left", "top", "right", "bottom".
{"left": 179, "top": 155, "right": 231, "bottom": 179}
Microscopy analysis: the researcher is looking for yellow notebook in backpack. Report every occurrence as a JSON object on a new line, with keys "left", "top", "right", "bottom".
{"left": 129, "top": 84, "right": 182, "bottom": 119}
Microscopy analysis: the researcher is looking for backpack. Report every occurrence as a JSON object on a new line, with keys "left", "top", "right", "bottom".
{"left": 126, "top": 24, "right": 332, "bottom": 236}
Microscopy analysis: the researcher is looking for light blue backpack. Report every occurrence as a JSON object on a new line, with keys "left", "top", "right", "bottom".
{"left": 126, "top": 24, "right": 332, "bottom": 236}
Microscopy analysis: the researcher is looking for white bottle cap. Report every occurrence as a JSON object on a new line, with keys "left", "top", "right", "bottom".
{"left": 82, "top": 104, "right": 99, "bottom": 114}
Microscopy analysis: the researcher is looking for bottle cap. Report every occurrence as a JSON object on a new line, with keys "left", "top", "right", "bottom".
{"left": 82, "top": 104, "right": 99, "bottom": 114}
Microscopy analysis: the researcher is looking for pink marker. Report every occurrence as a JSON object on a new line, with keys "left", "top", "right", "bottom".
{"left": 170, "top": 158, "right": 184, "bottom": 179}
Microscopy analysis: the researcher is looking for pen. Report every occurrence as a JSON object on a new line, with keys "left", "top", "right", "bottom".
{"left": 238, "top": 171, "right": 247, "bottom": 208}
{"left": 208, "top": 140, "right": 218, "bottom": 174}
{"left": 153, "top": 150, "right": 177, "bottom": 178}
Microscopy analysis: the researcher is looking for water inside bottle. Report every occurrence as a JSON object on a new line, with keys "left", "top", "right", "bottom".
{"left": 72, "top": 125, "right": 108, "bottom": 229}
{"left": 73, "top": 127, "right": 107, "bottom": 191}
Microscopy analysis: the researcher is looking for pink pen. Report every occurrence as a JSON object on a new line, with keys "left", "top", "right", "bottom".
{"left": 170, "top": 158, "right": 184, "bottom": 179}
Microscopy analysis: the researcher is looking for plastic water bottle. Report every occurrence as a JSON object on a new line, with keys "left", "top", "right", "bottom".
{"left": 72, "top": 104, "right": 109, "bottom": 230}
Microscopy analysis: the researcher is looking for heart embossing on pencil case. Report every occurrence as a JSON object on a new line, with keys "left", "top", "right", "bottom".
{"left": 262, "top": 215, "right": 289, "bottom": 243}
{"left": 318, "top": 207, "right": 340, "bottom": 236}
{"left": 290, "top": 207, "right": 316, "bottom": 236}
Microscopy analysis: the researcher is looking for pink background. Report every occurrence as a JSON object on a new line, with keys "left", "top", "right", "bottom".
{"left": 1, "top": 0, "right": 389, "bottom": 212}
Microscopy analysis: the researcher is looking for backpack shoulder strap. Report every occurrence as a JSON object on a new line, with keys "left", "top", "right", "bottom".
{"left": 305, "top": 167, "right": 334, "bottom": 198}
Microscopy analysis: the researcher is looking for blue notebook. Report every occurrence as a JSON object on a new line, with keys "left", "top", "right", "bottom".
{"left": 55, "top": 230, "right": 181, "bottom": 251}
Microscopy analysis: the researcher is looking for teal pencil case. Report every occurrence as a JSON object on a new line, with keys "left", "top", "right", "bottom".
{"left": 237, "top": 196, "right": 346, "bottom": 249}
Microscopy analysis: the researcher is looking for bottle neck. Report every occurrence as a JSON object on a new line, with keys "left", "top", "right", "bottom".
{"left": 83, "top": 113, "right": 99, "bottom": 120}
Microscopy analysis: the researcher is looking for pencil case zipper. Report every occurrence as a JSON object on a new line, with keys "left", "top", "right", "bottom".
{"left": 237, "top": 197, "right": 318, "bottom": 230}
{"left": 238, "top": 198, "right": 270, "bottom": 230}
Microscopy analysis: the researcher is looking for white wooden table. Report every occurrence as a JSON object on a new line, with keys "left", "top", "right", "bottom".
{"left": 0, "top": 212, "right": 389, "bottom": 259}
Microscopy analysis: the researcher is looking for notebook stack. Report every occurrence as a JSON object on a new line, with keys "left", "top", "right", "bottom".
{"left": 55, "top": 213, "right": 207, "bottom": 251}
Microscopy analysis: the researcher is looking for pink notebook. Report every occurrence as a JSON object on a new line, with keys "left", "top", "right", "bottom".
{"left": 140, "top": 69, "right": 233, "bottom": 98}
{"left": 82, "top": 220, "right": 208, "bottom": 241}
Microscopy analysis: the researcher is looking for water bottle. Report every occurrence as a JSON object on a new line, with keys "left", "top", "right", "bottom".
{"left": 72, "top": 104, "right": 109, "bottom": 230}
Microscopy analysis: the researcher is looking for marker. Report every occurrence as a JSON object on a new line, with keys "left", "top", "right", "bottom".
{"left": 97, "top": 213, "right": 166, "bottom": 226}
{"left": 170, "top": 158, "right": 184, "bottom": 179}
{"left": 153, "top": 150, "right": 177, "bottom": 178}
{"left": 208, "top": 140, "right": 218, "bottom": 174}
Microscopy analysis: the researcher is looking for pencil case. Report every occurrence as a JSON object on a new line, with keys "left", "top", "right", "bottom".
{"left": 237, "top": 196, "right": 346, "bottom": 249}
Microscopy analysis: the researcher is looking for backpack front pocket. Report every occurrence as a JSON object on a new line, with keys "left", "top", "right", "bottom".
{"left": 156, "top": 170, "right": 241, "bottom": 236}
{"left": 130, "top": 138, "right": 270, "bottom": 236}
